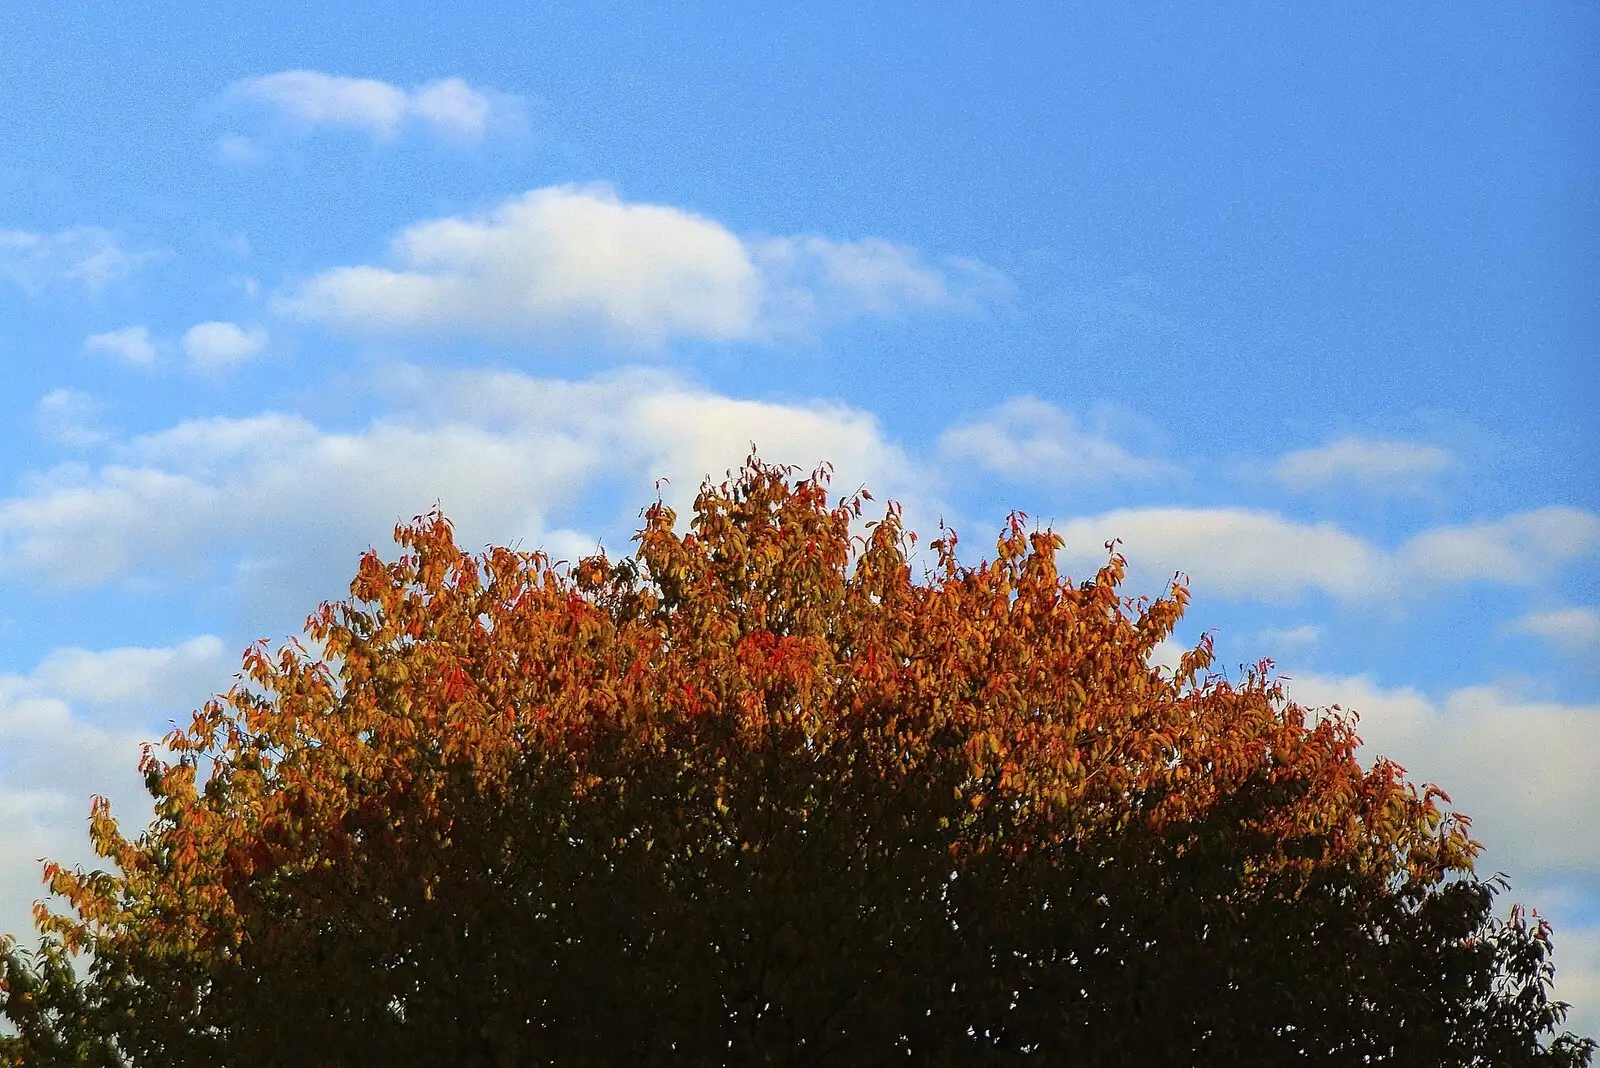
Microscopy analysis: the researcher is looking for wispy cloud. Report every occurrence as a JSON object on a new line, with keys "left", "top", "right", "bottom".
{"left": 753, "top": 236, "right": 1007, "bottom": 326}
{"left": 1273, "top": 437, "right": 1455, "bottom": 493}
{"left": 1253, "top": 624, "right": 1321, "bottom": 651}
{"left": 1506, "top": 606, "right": 1600, "bottom": 657}
{"left": 1052, "top": 505, "right": 1600, "bottom": 603}
{"left": 1055, "top": 508, "right": 1382, "bottom": 601}
{"left": 83, "top": 325, "right": 158, "bottom": 366}
{"left": 1399, "top": 508, "right": 1600, "bottom": 585}
{"left": 278, "top": 185, "right": 1003, "bottom": 346}
{"left": 33, "top": 389, "right": 108, "bottom": 448}
{"left": 225, "top": 70, "right": 524, "bottom": 143}
{"left": 938, "top": 396, "right": 1167, "bottom": 486}
{"left": 0, "top": 226, "right": 149, "bottom": 294}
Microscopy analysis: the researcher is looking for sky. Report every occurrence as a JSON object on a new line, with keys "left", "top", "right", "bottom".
{"left": 1, "top": 0, "right": 1596, "bottom": 1037}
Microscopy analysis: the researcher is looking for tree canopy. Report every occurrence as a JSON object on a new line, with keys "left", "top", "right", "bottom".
{"left": 3, "top": 458, "right": 1593, "bottom": 1065}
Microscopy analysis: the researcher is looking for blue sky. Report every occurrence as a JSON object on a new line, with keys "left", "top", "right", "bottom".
{"left": 2, "top": 0, "right": 1597, "bottom": 1035}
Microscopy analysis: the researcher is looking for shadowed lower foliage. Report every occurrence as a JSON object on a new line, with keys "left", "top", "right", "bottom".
{"left": 2, "top": 458, "right": 1593, "bottom": 1065}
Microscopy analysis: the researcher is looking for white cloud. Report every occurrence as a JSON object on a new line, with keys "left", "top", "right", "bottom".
{"left": 753, "top": 236, "right": 1006, "bottom": 324}
{"left": 33, "top": 389, "right": 107, "bottom": 448}
{"left": 227, "top": 70, "right": 523, "bottom": 142}
{"left": 0, "top": 226, "right": 147, "bottom": 293}
{"left": 236, "top": 70, "right": 405, "bottom": 135}
{"left": 1550, "top": 925, "right": 1600, "bottom": 1045}
{"left": 217, "top": 134, "right": 264, "bottom": 163}
{"left": 1052, "top": 505, "right": 1600, "bottom": 603}
{"left": 1253, "top": 624, "right": 1321, "bottom": 651}
{"left": 181, "top": 321, "right": 268, "bottom": 370}
{"left": 283, "top": 187, "right": 760, "bottom": 344}
{"left": 622, "top": 383, "right": 929, "bottom": 525}
{"left": 1274, "top": 437, "right": 1454, "bottom": 492}
{"left": 408, "top": 78, "right": 502, "bottom": 140}
{"left": 1401, "top": 507, "right": 1600, "bottom": 586}
{"left": 3, "top": 364, "right": 1592, "bottom": 611}
{"left": 1054, "top": 508, "right": 1384, "bottom": 601}
{"left": 1283, "top": 672, "right": 1600, "bottom": 1035}
{"left": 1507, "top": 606, "right": 1600, "bottom": 657}
{"left": 760, "top": 236, "right": 951, "bottom": 309}
{"left": 0, "top": 366, "right": 934, "bottom": 602}
{"left": 83, "top": 325, "right": 158, "bottom": 366}
{"left": 1147, "top": 636, "right": 1189, "bottom": 674}
{"left": 938, "top": 396, "right": 1165, "bottom": 485}
{"left": 392, "top": 367, "right": 937, "bottom": 532}
{"left": 1284, "top": 674, "right": 1600, "bottom": 881}
{"left": 279, "top": 186, "right": 1001, "bottom": 345}
{"left": 29, "top": 636, "right": 230, "bottom": 707}
{"left": 0, "top": 637, "right": 232, "bottom": 951}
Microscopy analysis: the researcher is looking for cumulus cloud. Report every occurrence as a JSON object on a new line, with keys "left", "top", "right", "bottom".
{"left": 0, "top": 366, "right": 933, "bottom": 604}
{"left": 33, "top": 389, "right": 107, "bottom": 448}
{"left": 1052, "top": 505, "right": 1600, "bottom": 603}
{"left": 0, "top": 637, "right": 233, "bottom": 949}
{"left": 279, "top": 185, "right": 1001, "bottom": 345}
{"left": 0, "top": 226, "right": 148, "bottom": 293}
{"left": 1273, "top": 437, "right": 1455, "bottom": 492}
{"left": 1506, "top": 606, "right": 1600, "bottom": 657}
{"left": 938, "top": 397, "right": 1166, "bottom": 485}
{"left": 283, "top": 187, "right": 760, "bottom": 344}
{"left": 226, "top": 70, "right": 523, "bottom": 142}
{"left": 83, "top": 325, "right": 158, "bottom": 366}
{"left": 181, "top": 321, "right": 268, "bottom": 370}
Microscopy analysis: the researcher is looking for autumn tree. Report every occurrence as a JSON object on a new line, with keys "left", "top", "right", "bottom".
{"left": 2, "top": 458, "right": 1593, "bottom": 1065}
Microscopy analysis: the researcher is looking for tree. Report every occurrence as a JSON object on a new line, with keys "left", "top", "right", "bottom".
{"left": 3, "top": 458, "right": 1593, "bottom": 1065}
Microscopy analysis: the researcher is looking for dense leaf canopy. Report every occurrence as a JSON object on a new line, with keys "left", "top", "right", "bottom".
{"left": 3, "top": 459, "right": 1593, "bottom": 1065}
